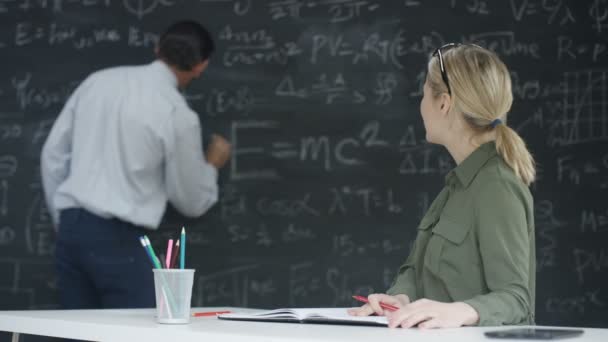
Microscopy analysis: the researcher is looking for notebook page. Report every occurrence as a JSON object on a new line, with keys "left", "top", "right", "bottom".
{"left": 296, "top": 308, "right": 388, "bottom": 325}
{"left": 221, "top": 308, "right": 298, "bottom": 320}
{"left": 219, "top": 307, "right": 388, "bottom": 324}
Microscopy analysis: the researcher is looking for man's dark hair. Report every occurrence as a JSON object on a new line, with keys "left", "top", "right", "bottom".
{"left": 157, "top": 20, "right": 215, "bottom": 71}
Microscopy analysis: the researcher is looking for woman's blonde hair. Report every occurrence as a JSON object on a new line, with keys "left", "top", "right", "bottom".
{"left": 427, "top": 44, "right": 536, "bottom": 186}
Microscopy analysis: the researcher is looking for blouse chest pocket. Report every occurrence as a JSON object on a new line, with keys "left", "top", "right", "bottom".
{"left": 424, "top": 216, "right": 478, "bottom": 278}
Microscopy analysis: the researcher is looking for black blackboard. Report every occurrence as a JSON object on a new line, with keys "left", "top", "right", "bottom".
{"left": 0, "top": 1, "right": 607, "bottom": 337}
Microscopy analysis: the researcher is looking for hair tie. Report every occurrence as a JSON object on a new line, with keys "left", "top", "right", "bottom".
{"left": 490, "top": 118, "right": 502, "bottom": 128}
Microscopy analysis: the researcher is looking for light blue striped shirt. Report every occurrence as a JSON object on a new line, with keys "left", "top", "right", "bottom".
{"left": 41, "top": 60, "right": 218, "bottom": 229}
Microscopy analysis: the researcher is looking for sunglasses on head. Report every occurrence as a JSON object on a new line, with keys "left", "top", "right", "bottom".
{"left": 432, "top": 43, "right": 483, "bottom": 96}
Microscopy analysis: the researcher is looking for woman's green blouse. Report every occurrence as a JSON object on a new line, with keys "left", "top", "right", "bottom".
{"left": 387, "top": 142, "right": 536, "bottom": 326}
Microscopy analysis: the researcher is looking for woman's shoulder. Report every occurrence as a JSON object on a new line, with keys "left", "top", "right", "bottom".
{"left": 473, "top": 156, "right": 533, "bottom": 201}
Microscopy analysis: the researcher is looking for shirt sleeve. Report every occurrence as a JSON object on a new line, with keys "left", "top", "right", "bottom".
{"left": 164, "top": 107, "right": 218, "bottom": 217}
{"left": 386, "top": 239, "right": 419, "bottom": 301}
{"left": 463, "top": 178, "right": 533, "bottom": 326}
{"left": 40, "top": 84, "right": 81, "bottom": 227}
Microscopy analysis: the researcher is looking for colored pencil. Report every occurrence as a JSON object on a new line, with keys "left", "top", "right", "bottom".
{"left": 180, "top": 227, "right": 186, "bottom": 269}
{"left": 165, "top": 239, "right": 173, "bottom": 268}
{"left": 144, "top": 236, "right": 162, "bottom": 269}
{"left": 139, "top": 236, "right": 157, "bottom": 268}
{"left": 170, "top": 240, "right": 179, "bottom": 269}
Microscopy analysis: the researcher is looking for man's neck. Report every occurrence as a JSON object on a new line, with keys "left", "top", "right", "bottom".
{"left": 160, "top": 60, "right": 189, "bottom": 88}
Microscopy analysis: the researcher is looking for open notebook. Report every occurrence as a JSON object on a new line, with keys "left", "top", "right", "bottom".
{"left": 218, "top": 308, "right": 388, "bottom": 326}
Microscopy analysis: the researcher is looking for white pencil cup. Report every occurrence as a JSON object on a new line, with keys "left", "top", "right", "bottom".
{"left": 153, "top": 269, "right": 195, "bottom": 324}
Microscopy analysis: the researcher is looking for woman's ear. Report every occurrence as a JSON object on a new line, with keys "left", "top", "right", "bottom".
{"left": 439, "top": 93, "right": 452, "bottom": 117}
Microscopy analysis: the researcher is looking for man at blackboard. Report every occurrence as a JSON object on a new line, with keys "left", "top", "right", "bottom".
{"left": 40, "top": 21, "right": 230, "bottom": 309}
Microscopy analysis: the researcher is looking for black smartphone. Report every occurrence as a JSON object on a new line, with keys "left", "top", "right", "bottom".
{"left": 485, "top": 328, "right": 584, "bottom": 340}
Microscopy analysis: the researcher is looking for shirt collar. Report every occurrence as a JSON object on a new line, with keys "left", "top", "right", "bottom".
{"left": 445, "top": 141, "right": 497, "bottom": 188}
{"left": 150, "top": 60, "right": 178, "bottom": 88}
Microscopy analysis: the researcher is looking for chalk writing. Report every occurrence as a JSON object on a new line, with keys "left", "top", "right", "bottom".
{"left": 1, "top": 0, "right": 111, "bottom": 13}
{"left": 0, "top": 124, "right": 22, "bottom": 140}
{"left": 219, "top": 25, "right": 302, "bottom": 66}
{"left": 557, "top": 35, "right": 608, "bottom": 62}
{"left": 275, "top": 74, "right": 367, "bottom": 104}
{"left": 310, "top": 30, "right": 409, "bottom": 69}
{"left": 589, "top": 0, "right": 608, "bottom": 33}
{"left": 0, "top": 226, "right": 15, "bottom": 245}
{"left": 268, "top": 0, "right": 380, "bottom": 23}
{"left": 197, "top": 265, "right": 259, "bottom": 306}
{"left": 574, "top": 248, "right": 608, "bottom": 284}
{"left": 0, "top": 155, "right": 17, "bottom": 178}
{"left": 546, "top": 290, "right": 605, "bottom": 313}
{"left": 464, "top": 31, "right": 540, "bottom": 58}
{"left": 399, "top": 146, "right": 453, "bottom": 175}
{"left": 123, "top": 0, "right": 174, "bottom": 19}
{"left": 326, "top": 267, "right": 374, "bottom": 306}
{"left": 556, "top": 153, "right": 608, "bottom": 188}
{"left": 289, "top": 262, "right": 322, "bottom": 306}
{"left": 199, "top": 0, "right": 251, "bottom": 16}
{"left": 581, "top": 208, "right": 608, "bottom": 233}
{"left": 0, "top": 179, "right": 7, "bottom": 215}
{"left": 12, "top": 73, "right": 77, "bottom": 110}
{"left": 24, "top": 190, "right": 54, "bottom": 256}
{"left": 535, "top": 200, "right": 565, "bottom": 270}
{"left": 509, "top": 0, "right": 576, "bottom": 25}
{"left": 332, "top": 234, "right": 407, "bottom": 257}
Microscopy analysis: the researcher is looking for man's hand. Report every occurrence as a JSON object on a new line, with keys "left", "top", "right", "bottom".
{"left": 206, "top": 134, "right": 231, "bottom": 169}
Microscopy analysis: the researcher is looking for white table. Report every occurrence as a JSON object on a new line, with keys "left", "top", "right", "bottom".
{"left": 0, "top": 308, "right": 606, "bottom": 342}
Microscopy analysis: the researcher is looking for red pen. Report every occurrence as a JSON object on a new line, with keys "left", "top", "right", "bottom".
{"left": 192, "top": 310, "right": 232, "bottom": 317}
{"left": 352, "top": 295, "right": 399, "bottom": 311}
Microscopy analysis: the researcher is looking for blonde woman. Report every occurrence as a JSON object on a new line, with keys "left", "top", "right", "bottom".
{"left": 349, "top": 44, "right": 536, "bottom": 328}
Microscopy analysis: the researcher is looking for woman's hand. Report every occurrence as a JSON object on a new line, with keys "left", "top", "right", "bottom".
{"left": 385, "top": 299, "right": 479, "bottom": 329}
{"left": 347, "top": 293, "right": 410, "bottom": 316}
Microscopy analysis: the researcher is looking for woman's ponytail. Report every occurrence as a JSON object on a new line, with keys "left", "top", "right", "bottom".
{"left": 494, "top": 124, "right": 536, "bottom": 186}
